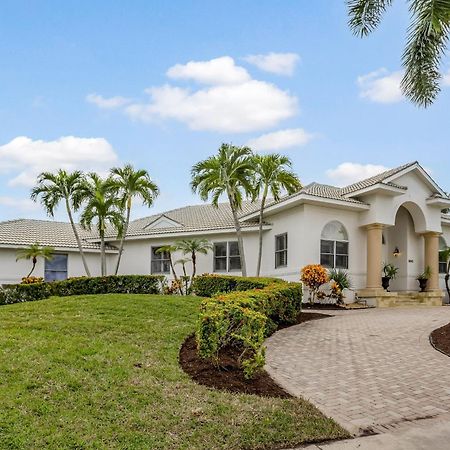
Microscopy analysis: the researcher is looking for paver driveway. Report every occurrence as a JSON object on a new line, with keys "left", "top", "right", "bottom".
{"left": 265, "top": 307, "right": 450, "bottom": 435}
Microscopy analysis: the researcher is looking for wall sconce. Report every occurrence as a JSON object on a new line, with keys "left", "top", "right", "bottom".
{"left": 393, "top": 247, "right": 401, "bottom": 257}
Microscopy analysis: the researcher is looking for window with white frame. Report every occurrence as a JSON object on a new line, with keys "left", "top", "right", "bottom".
{"left": 213, "top": 241, "right": 241, "bottom": 272}
{"left": 275, "top": 233, "right": 288, "bottom": 268}
{"left": 151, "top": 247, "right": 170, "bottom": 274}
{"left": 440, "top": 237, "right": 448, "bottom": 274}
{"left": 44, "top": 253, "right": 68, "bottom": 281}
{"left": 320, "top": 221, "right": 349, "bottom": 269}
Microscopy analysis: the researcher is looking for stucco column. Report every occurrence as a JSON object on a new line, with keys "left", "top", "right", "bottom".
{"left": 366, "top": 223, "right": 384, "bottom": 290}
{"left": 423, "top": 232, "right": 441, "bottom": 291}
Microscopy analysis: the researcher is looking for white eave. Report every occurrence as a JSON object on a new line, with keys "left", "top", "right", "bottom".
{"left": 239, "top": 193, "right": 369, "bottom": 221}
{"left": 427, "top": 197, "right": 450, "bottom": 208}
{"left": 344, "top": 183, "right": 407, "bottom": 198}
{"left": 0, "top": 243, "right": 118, "bottom": 253}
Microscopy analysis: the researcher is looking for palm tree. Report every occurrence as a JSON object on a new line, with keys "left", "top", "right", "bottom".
{"left": 191, "top": 144, "right": 253, "bottom": 276}
{"left": 31, "top": 170, "right": 91, "bottom": 276}
{"left": 156, "top": 244, "right": 182, "bottom": 294}
{"left": 174, "top": 257, "right": 191, "bottom": 295}
{"left": 109, "top": 164, "right": 159, "bottom": 275}
{"left": 348, "top": 0, "right": 450, "bottom": 107}
{"left": 175, "top": 238, "right": 212, "bottom": 289}
{"left": 79, "top": 174, "right": 124, "bottom": 276}
{"left": 252, "top": 154, "right": 302, "bottom": 277}
{"left": 440, "top": 246, "right": 450, "bottom": 299}
{"left": 16, "top": 243, "right": 54, "bottom": 278}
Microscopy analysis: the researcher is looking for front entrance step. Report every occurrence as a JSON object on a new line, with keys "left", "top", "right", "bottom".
{"left": 357, "top": 289, "right": 444, "bottom": 308}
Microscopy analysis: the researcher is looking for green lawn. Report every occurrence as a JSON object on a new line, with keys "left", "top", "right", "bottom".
{"left": 0, "top": 294, "right": 348, "bottom": 449}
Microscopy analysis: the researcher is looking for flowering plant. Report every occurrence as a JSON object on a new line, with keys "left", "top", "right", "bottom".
{"left": 300, "top": 264, "right": 329, "bottom": 304}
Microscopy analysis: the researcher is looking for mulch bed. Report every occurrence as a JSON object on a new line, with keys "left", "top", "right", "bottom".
{"left": 430, "top": 322, "right": 450, "bottom": 356}
{"left": 179, "top": 311, "right": 332, "bottom": 398}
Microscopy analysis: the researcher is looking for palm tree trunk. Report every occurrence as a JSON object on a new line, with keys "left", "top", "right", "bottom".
{"left": 230, "top": 203, "right": 247, "bottom": 277}
{"left": 445, "top": 272, "right": 450, "bottom": 300}
{"left": 256, "top": 189, "right": 267, "bottom": 277}
{"left": 65, "top": 198, "right": 91, "bottom": 277}
{"left": 100, "top": 229, "right": 106, "bottom": 276}
{"left": 27, "top": 258, "right": 37, "bottom": 277}
{"left": 189, "top": 251, "right": 197, "bottom": 292}
{"left": 114, "top": 204, "right": 131, "bottom": 275}
{"left": 168, "top": 253, "right": 183, "bottom": 295}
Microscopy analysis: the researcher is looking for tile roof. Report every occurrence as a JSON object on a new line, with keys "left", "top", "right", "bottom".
{"left": 109, "top": 201, "right": 262, "bottom": 238}
{"left": 340, "top": 162, "right": 417, "bottom": 195}
{"left": 0, "top": 219, "right": 113, "bottom": 250}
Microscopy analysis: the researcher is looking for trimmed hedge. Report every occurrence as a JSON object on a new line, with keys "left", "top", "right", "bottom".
{"left": 192, "top": 274, "right": 283, "bottom": 297}
{"left": 0, "top": 275, "right": 164, "bottom": 306}
{"left": 50, "top": 275, "right": 163, "bottom": 297}
{"left": 196, "top": 275, "right": 302, "bottom": 379}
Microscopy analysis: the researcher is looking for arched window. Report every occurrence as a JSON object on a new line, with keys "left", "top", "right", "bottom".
{"left": 320, "top": 221, "right": 349, "bottom": 269}
{"left": 440, "top": 237, "right": 448, "bottom": 274}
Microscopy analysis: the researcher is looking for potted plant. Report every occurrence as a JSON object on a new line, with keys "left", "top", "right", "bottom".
{"left": 417, "top": 266, "right": 432, "bottom": 292}
{"left": 382, "top": 263, "right": 399, "bottom": 291}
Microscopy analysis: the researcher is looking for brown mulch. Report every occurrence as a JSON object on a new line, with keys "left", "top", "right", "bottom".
{"left": 430, "top": 322, "right": 450, "bottom": 356}
{"left": 179, "top": 311, "right": 332, "bottom": 398}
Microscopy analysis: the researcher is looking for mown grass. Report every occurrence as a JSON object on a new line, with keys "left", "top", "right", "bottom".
{"left": 0, "top": 294, "right": 348, "bottom": 449}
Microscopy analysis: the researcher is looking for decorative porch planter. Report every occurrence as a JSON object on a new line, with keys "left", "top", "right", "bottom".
{"left": 418, "top": 278, "right": 428, "bottom": 292}
{"left": 382, "top": 276, "right": 391, "bottom": 291}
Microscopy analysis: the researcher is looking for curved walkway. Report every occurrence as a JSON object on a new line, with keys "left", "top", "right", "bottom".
{"left": 265, "top": 307, "right": 450, "bottom": 435}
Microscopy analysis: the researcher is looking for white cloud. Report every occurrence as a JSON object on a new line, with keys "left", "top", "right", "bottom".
{"left": 443, "top": 69, "right": 450, "bottom": 86}
{"left": 91, "top": 56, "right": 298, "bottom": 133}
{"left": 86, "top": 93, "right": 131, "bottom": 109}
{"left": 247, "top": 128, "right": 313, "bottom": 151}
{"left": 0, "top": 136, "right": 119, "bottom": 187}
{"left": 326, "top": 162, "right": 390, "bottom": 186}
{"left": 166, "top": 56, "right": 251, "bottom": 85}
{"left": 244, "top": 52, "right": 300, "bottom": 76}
{"left": 357, "top": 69, "right": 403, "bottom": 103}
{"left": 0, "top": 196, "right": 39, "bottom": 211}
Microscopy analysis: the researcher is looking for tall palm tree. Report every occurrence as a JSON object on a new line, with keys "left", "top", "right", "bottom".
{"left": 252, "top": 154, "right": 302, "bottom": 277}
{"left": 440, "top": 246, "right": 450, "bottom": 299}
{"left": 79, "top": 174, "right": 124, "bottom": 276}
{"left": 191, "top": 144, "right": 253, "bottom": 276}
{"left": 31, "top": 170, "right": 91, "bottom": 276}
{"left": 16, "top": 243, "right": 54, "bottom": 278}
{"left": 348, "top": 0, "right": 450, "bottom": 107}
{"left": 109, "top": 164, "right": 159, "bottom": 275}
{"left": 175, "top": 238, "right": 212, "bottom": 289}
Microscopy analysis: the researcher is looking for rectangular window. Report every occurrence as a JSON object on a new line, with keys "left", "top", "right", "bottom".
{"left": 320, "top": 240, "right": 348, "bottom": 269}
{"left": 44, "top": 254, "right": 68, "bottom": 281}
{"left": 151, "top": 247, "right": 170, "bottom": 274}
{"left": 214, "top": 242, "right": 227, "bottom": 272}
{"left": 213, "top": 241, "right": 241, "bottom": 272}
{"left": 440, "top": 260, "right": 447, "bottom": 274}
{"left": 275, "top": 233, "right": 288, "bottom": 268}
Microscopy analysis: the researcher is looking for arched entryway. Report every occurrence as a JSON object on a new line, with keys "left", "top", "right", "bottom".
{"left": 383, "top": 206, "right": 424, "bottom": 291}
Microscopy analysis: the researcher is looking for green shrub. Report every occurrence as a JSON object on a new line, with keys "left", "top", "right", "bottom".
{"left": 0, "top": 275, "right": 164, "bottom": 306}
{"left": 192, "top": 274, "right": 282, "bottom": 297}
{"left": 0, "top": 282, "right": 51, "bottom": 305}
{"left": 50, "top": 275, "right": 164, "bottom": 297}
{"left": 196, "top": 276, "right": 302, "bottom": 379}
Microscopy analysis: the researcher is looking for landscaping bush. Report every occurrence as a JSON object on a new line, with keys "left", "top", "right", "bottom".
{"left": 50, "top": 275, "right": 164, "bottom": 297}
{"left": 0, "top": 282, "right": 51, "bottom": 305}
{"left": 192, "top": 274, "right": 282, "bottom": 297}
{"left": 0, "top": 275, "right": 164, "bottom": 306}
{"left": 196, "top": 276, "right": 302, "bottom": 379}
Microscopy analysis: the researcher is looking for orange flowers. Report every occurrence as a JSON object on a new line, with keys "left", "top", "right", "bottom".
{"left": 301, "top": 264, "right": 328, "bottom": 289}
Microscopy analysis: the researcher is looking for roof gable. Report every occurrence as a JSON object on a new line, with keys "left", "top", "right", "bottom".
{"left": 144, "top": 214, "right": 183, "bottom": 229}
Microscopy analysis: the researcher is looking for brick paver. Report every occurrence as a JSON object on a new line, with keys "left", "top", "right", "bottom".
{"left": 265, "top": 307, "right": 450, "bottom": 435}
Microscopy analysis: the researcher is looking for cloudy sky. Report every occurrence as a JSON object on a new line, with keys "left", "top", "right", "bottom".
{"left": 0, "top": 1, "right": 449, "bottom": 221}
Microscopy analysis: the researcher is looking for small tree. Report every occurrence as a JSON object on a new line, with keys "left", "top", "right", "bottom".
{"left": 175, "top": 238, "right": 212, "bottom": 291}
{"left": 156, "top": 244, "right": 182, "bottom": 295}
{"left": 16, "top": 243, "right": 54, "bottom": 278}
{"left": 301, "top": 264, "right": 329, "bottom": 304}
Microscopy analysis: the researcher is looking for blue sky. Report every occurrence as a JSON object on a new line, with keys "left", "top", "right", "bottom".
{"left": 0, "top": 0, "right": 449, "bottom": 221}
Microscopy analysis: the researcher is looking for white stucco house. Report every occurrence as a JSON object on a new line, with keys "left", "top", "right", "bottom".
{"left": 1, "top": 161, "right": 449, "bottom": 306}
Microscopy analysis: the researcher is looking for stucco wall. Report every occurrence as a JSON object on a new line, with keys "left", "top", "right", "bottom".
{"left": 0, "top": 248, "right": 116, "bottom": 285}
